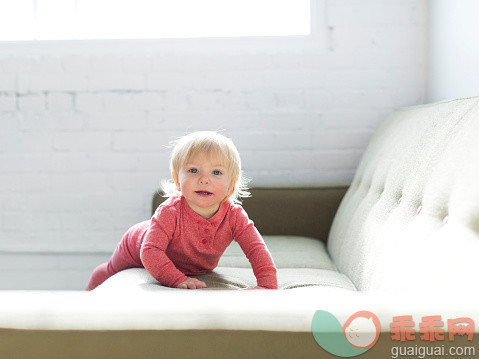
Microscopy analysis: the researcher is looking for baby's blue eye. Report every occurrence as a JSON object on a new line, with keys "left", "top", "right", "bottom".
{"left": 213, "top": 170, "right": 222, "bottom": 175}
{"left": 189, "top": 168, "right": 198, "bottom": 173}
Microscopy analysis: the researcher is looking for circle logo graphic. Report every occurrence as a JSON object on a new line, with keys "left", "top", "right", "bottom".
{"left": 312, "top": 310, "right": 381, "bottom": 357}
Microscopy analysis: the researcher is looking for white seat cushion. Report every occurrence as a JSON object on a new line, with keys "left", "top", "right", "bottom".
{"left": 96, "top": 235, "right": 357, "bottom": 291}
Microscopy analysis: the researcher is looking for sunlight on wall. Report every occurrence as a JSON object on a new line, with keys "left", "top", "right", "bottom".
{"left": 0, "top": 0, "right": 310, "bottom": 41}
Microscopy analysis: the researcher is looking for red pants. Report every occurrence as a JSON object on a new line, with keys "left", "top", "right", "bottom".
{"left": 87, "top": 221, "right": 148, "bottom": 290}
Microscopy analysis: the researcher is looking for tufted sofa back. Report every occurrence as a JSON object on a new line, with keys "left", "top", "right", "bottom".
{"left": 327, "top": 96, "right": 479, "bottom": 291}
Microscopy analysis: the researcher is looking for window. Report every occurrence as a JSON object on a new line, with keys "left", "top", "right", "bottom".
{"left": 0, "top": 0, "right": 310, "bottom": 41}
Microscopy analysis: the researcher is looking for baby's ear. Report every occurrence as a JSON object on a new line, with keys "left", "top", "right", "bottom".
{"left": 172, "top": 172, "right": 181, "bottom": 191}
{"left": 228, "top": 179, "right": 238, "bottom": 197}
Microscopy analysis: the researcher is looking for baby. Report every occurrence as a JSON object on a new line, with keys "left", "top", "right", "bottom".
{"left": 87, "top": 131, "right": 278, "bottom": 290}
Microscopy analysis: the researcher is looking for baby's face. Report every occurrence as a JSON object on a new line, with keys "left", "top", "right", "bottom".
{"left": 175, "top": 151, "right": 232, "bottom": 219}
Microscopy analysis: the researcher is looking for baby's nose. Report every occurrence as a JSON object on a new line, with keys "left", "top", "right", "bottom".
{"left": 199, "top": 176, "right": 210, "bottom": 184}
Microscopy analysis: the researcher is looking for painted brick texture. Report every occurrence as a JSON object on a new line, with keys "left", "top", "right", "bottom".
{"left": 0, "top": 0, "right": 427, "bottom": 252}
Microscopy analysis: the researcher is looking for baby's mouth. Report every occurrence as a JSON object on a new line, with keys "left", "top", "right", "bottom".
{"left": 195, "top": 191, "right": 213, "bottom": 196}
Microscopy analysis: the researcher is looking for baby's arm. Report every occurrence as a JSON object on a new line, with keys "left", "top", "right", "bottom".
{"left": 140, "top": 206, "right": 206, "bottom": 289}
{"left": 232, "top": 207, "right": 278, "bottom": 289}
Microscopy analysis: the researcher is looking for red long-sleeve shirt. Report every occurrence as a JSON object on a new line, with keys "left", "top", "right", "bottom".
{"left": 138, "top": 196, "right": 278, "bottom": 289}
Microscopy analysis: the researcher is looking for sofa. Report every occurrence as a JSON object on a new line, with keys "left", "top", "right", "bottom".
{"left": 1, "top": 96, "right": 479, "bottom": 358}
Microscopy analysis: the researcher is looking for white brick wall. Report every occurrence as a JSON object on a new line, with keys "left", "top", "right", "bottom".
{"left": 0, "top": 0, "right": 428, "bottom": 253}
{"left": 427, "top": 0, "right": 479, "bottom": 102}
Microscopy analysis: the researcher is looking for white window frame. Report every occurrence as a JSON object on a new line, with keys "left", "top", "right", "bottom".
{"left": 0, "top": 0, "right": 328, "bottom": 56}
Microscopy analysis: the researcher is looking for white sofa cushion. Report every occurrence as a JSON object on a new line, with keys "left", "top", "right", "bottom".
{"left": 328, "top": 96, "right": 479, "bottom": 291}
{"left": 96, "top": 235, "right": 357, "bottom": 291}
{"left": 1, "top": 287, "right": 476, "bottom": 331}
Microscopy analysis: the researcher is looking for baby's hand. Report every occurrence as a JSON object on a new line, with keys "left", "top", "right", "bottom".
{"left": 177, "top": 277, "right": 207, "bottom": 289}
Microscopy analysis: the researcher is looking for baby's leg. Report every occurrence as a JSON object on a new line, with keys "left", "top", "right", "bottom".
{"left": 87, "top": 249, "right": 142, "bottom": 290}
{"left": 87, "top": 222, "right": 146, "bottom": 290}
{"left": 87, "top": 262, "right": 116, "bottom": 290}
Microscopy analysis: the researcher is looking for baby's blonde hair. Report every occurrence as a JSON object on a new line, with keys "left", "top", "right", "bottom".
{"left": 161, "top": 131, "right": 250, "bottom": 204}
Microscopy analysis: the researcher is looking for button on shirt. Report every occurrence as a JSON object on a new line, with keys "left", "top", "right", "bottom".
{"left": 139, "top": 196, "right": 278, "bottom": 289}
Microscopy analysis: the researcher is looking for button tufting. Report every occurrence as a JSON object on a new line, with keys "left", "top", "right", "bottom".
{"left": 397, "top": 197, "right": 402, "bottom": 205}
{"left": 201, "top": 239, "right": 207, "bottom": 244}
{"left": 416, "top": 206, "right": 422, "bottom": 215}
{"left": 442, "top": 216, "right": 449, "bottom": 224}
